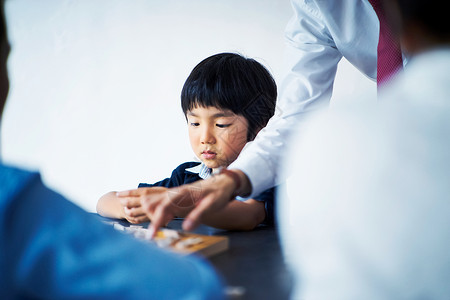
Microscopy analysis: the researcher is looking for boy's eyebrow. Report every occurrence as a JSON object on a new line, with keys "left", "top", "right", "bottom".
{"left": 187, "top": 111, "right": 235, "bottom": 118}
{"left": 213, "top": 112, "right": 235, "bottom": 118}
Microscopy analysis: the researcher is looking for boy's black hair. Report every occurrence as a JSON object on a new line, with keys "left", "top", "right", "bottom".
{"left": 181, "top": 52, "right": 277, "bottom": 141}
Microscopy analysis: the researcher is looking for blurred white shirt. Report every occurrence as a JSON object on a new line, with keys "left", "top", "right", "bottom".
{"left": 278, "top": 48, "right": 450, "bottom": 299}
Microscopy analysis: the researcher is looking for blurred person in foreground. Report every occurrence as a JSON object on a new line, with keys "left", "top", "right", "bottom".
{"left": 0, "top": 1, "right": 224, "bottom": 298}
{"left": 278, "top": 0, "right": 450, "bottom": 298}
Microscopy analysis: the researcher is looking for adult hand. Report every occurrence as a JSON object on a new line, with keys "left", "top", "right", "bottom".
{"left": 143, "top": 170, "right": 251, "bottom": 238}
{"left": 118, "top": 185, "right": 197, "bottom": 237}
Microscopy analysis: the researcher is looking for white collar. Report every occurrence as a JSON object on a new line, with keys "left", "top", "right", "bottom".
{"left": 185, "top": 162, "right": 212, "bottom": 179}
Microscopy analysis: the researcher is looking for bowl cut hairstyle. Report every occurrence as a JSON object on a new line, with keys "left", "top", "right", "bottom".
{"left": 181, "top": 53, "right": 277, "bottom": 141}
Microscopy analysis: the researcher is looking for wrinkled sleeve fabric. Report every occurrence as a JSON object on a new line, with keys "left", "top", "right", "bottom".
{"left": 1, "top": 165, "right": 224, "bottom": 299}
{"left": 229, "top": 0, "right": 343, "bottom": 197}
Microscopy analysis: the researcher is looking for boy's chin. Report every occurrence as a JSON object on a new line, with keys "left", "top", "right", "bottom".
{"left": 202, "top": 161, "right": 226, "bottom": 170}
{"left": 203, "top": 163, "right": 220, "bottom": 169}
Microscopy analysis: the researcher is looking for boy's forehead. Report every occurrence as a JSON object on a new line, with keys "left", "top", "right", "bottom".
{"left": 187, "top": 105, "right": 236, "bottom": 117}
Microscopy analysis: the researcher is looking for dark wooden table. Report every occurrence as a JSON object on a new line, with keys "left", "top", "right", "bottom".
{"left": 97, "top": 215, "right": 293, "bottom": 300}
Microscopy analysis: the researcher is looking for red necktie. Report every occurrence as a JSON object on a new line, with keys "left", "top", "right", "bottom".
{"left": 369, "top": 0, "right": 403, "bottom": 85}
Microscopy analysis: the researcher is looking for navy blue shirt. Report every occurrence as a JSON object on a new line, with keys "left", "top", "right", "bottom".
{"left": 139, "top": 162, "right": 275, "bottom": 226}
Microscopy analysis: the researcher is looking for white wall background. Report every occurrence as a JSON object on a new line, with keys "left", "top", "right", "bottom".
{"left": 2, "top": 0, "right": 375, "bottom": 212}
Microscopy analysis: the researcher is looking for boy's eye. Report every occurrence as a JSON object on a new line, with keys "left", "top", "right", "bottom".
{"left": 216, "top": 124, "right": 231, "bottom": 128}
{"left": 190, "top": 122, "right": 200, "bottom": 127}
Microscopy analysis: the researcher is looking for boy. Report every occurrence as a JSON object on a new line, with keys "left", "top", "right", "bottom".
{"left": 97, "top": 52, "right": 277, "bottom": 230}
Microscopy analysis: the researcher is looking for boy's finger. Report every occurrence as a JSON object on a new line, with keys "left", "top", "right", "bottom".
{"left": 116, "top": 189, "right": 141, "bottom": 197}
{"left": 128, "top": 214, "right": 149, "bottom": 224}
{"left": 132, "top": 206, "right": 146, "bottom": 216}
{"left": 124, "top": 206, "right": 145, "bottom": 217}
{"left": 120, "top": 197, "right": 141, "bottom": 208}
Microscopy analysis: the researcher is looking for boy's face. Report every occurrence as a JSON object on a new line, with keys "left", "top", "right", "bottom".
{"left": 187, "top": 106, "right": 249, "bottom": 169}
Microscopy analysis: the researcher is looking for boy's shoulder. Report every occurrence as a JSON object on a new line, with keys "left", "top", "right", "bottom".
{"left": 170, "top": 161, "right": 204, "bottom": 179}
{"left": 173, "top": 161, "right": 202, "bottom": 173}
{"left": 139, "top": 162, "right": 202, "bottom": 188}
{"left": 168, "top": 161, "right": 203, "bottom": 186}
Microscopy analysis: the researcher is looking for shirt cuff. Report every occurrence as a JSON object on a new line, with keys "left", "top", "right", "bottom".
{"left": 229, "top": 149, "right": 275, "bottom": 199}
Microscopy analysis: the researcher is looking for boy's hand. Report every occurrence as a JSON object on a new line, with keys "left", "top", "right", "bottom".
{"left": 119, "top": 197, "right": 150, "bottom": 224}
{"left": 117, "top": 187, "right": 174, "bottom": 227}
{"left": 117, "top": 192, "right": 150, "bottom": 224}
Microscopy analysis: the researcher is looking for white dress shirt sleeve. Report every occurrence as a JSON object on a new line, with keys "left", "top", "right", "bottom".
{"left": 229, "top": 0, "right": 343, "bottom": 197}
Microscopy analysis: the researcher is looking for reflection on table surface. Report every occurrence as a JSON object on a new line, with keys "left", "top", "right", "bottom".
{"left": 96, "top": 215, "right": 293, "bottom": 300}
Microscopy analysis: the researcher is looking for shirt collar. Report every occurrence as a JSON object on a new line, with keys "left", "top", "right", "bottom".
{"left": 185, "top": 162, "right": 212, "bottom": 179}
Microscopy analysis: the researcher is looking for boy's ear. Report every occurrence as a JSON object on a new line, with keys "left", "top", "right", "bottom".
{"left": 247, "top": 126, "right": 262, "bottom": 142}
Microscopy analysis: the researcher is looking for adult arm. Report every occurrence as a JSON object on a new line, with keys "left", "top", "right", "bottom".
{"left": 140, "top": 1, "right": 346, "bottom": 234}
{"left": 229, "top": 0, "right": 343, "bottom": 196}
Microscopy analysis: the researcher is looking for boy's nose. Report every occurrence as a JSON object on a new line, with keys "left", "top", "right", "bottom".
{"left": 200, "top": 127, "right": 216, "bottom": 144}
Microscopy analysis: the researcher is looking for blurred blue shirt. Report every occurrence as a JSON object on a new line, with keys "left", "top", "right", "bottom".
{"left": 0, "top": 163, "right": 224, "bottom": 299}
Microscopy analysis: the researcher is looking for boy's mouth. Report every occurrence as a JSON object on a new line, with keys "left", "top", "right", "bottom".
{"left": 202, "top": 150, "right": 216, "bottom": 160}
